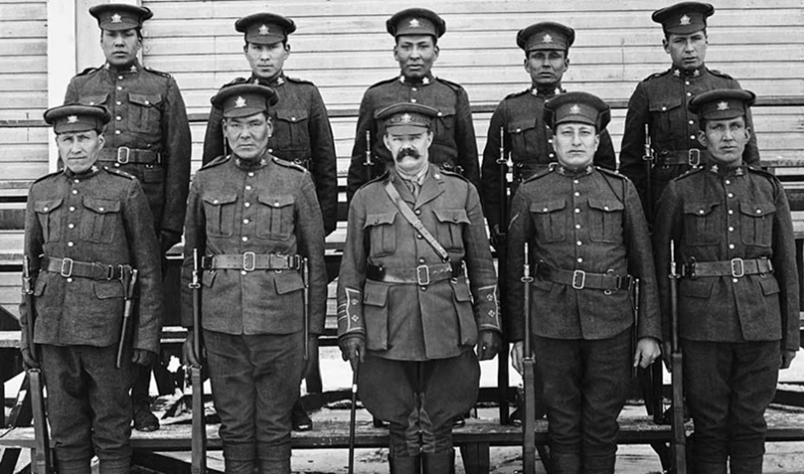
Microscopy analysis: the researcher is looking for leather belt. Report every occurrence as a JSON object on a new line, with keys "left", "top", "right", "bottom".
{"left": 536, "top": 264, "right": 632, "bottom": 291}
{"left": 98, "top": 147, "right": 161, "bottom": 165}
{"left": 202, "top": 253, "right": 302, "bottom": 272}
{"left": 44, "top": 257, "right": 132, "bottom": 280}
{"left": 655, "top": 149, "right": 709, "bottom": 167}
{"left": 681, "top": 258, "right": 773, "bottom": 279}
{"left": 367, "top": 261, "right": 463, "bottom": 286}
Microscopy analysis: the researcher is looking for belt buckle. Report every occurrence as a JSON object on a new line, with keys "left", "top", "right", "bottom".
{"left": 243, "top": 252, "right": 256, "bottom": 272}
{"left": 572, "top": 269, "right": 586, "bottom": 290}
{"left": 117, "top": 146, "right": 131, "bottom": 164}
{"left": 731, "top": 258, "right": 745, "bottom": 278}
{"left": 60, "top": 258, "right": 74, "bottom": 278}
{"left": 105, "top": 264, "right": 116, "bottom": 280}
{"left": 688, "top": 149, "right": 701, "bottom": 167}
{"left": 417, "top": 265, "right": 431, "bottom": 286}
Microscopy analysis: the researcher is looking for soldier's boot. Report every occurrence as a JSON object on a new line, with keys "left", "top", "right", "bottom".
{"left": 258, "top": 458, "right": 291, "bottom": 474}
{"left": 98, "top": 457, "right": 130, "bottom": 474}
{"left": 131, "top": 364, "right": 159, "bottom": 432}
{"left": 422, "top": 449, "right": 455, "bottom": 474}
{"left": 57, "top": 457, "right": 92, "bottom": 474}
{"left": 550, "top": 452, "right": 582, "bottom": 474}
{"left": 224, "top": 458, "right": 256, "bottom": 474}
{"left": 389, "top": 455, "right": 421, "bottom": 474}
{"left": 729, "top": 456, "right": 763, "bottom": 474}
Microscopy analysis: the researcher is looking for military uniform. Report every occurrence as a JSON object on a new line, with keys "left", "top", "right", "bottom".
{"left": 338, "top": 103, "right": 500, "bottom": 473}
{"left": 653, "top": 89, "right": 799, "bottom": 473}
{"left": 181, "top": 85, "right": 327, "bottom": 474}
{"left": 20, "top": 105, "right": 163, "bottom": 474}
{"left": 619, "top": 2, "right": 759, "bottom": 220}
{"left": 506, "top": 93, "right": 661, "bottom": 473}
{"left": 346, "top": 8, "right": 480, "bottom": 201}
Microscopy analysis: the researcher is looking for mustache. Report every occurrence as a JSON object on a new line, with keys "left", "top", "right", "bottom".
{"left": 396, "top": 148, "right": 420, "bottom": 162}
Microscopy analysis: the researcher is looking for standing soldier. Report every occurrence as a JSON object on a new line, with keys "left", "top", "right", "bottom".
{"left": 653, "top": 89, "right": 799, "bottom": 474}
{"left": 182, "top": 84, "right": 327, "bottom": 474}
{"left": 64, "top": 3, "right": 192, "bottom": 432}
{"left": 20, "top": 104, "right": 163, "bottom": 474}
{"left": 619, "top": 1, "right": 759, "bottom": 220}
{"left": 201, "top": 12, "right": 338, "bottom": 238}
{"left": 347, "top": 8, "right": 480, "bottom": 202}
{"left": 338, "top": 103, "right": 501, "bottom": 473}
{"left": 506, "top": 92, "right": 662, "bottom": 474}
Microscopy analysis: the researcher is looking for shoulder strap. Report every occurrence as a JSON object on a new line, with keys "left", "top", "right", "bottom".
{"left": 383, "top": 180, "right": 450, "bottom": 262}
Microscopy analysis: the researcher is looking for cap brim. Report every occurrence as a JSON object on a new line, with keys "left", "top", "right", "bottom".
{"left": 385, "top": 124, "right": 429, "bottom": 135}
{"left": 222, "top": 107, "right": 267, "bottom": 119}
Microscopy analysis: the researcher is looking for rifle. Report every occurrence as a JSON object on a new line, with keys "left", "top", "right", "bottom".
{"left": 363, "top": 130, "right": 374, "bottom": 183}
{"left": 116, "top": 269, "right": 139, "bottom": 369}
{"left": 302, "top": 257, "right": 310, "bottom": 361}
{"left": 496, "top": 126, "right": 511, "bottom": 425}
{"left": 347, "top": 350, "right": 360, "bottom": 474}
{"left": 521, "top": 243, "right": 536, "bottom": 474}
{"left": 642, "top": 124, "right": 655, "bottom": 218}
{"left": 22, "top": 255, "right": 52, "bottom": 474}
{"left": 189, "top": 249, "right": 206, "bottom": 474}
{"left": 669, "top": 241, "right": 687, "bottom": 474}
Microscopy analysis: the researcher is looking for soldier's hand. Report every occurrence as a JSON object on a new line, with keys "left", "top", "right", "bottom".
{"left": 182, "top": 331, "right": 204, "bottom": 367}
{"left": 303, "top": 336, "right": 319, "bottom": 379}
{"left": 510, "top": 341, "right": 524, "bottom": 375}
{"left": 781, "top": 350, "right": 797, "bottom": 369}
{"left": 339, "top": 336, "right": 365, "bottom": 373}
{"left": 476, "top": 330, "right": 502, "bottom": 361}
{"left": 634, "top": 337, "right": 662, "bottom": 369}
{"left": 20, "top": 347, "right": 39, "bottom": 370}
{"left": 132, "top": 349, "right": 156, "bottom": 367}
{"left": 160, "top": 230, "right": 181, "bottom": 256}
{"left": 489, "top": 224, "right": 505, "bottom": 250}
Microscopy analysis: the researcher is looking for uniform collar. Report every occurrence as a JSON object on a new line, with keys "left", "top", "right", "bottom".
{"left": 672, "top": 64, "right": 705, "bottom": 79}
{"left": 251, "top": 72, "right": 286, "bottom": 87}
{"left": 64, "top": 165, "right": 101, "bottom": 180}
{"left": 707, "top": 162, "right": 746, "bottom": 177}
{"left": 399, "top": 73, "right": 433, "bottom": 86}
{"left": 531, "top": 84, "right": 563, "bottom": 98}
{"left": 234, "top": 151, "right": 270, "bottom": 170}
{"left": 105, "top": 59, "right": 141, "bottom": 75}
{"left": 556, "top": 163, "right": 594, "bottom": 177}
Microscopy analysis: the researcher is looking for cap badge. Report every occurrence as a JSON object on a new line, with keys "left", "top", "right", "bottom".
{"left": 111, "top": 13, "right": 122, "bottom": 23}
{"left": 717, "top": 101, "right": 729, "bottom": 111}
{"left": 400, "top": 113, "right": 412, "bottom": 123}
{"left": 235, "top": 96, "right": 247, "bottom": 108}
{"left": 409, "top": 18, "right": 421, "bottom": 28}
{"left": 542, "top": 33, "right": 553, "bottom": 43}
{"left": 258, "top": 24, "right": 269, "bottom": 35}
{"left": 67, "top": 115, "right": 79, "bottom": 124}
{"left": 569, "top": 104, "right": 581, "bottom": 114}
{"left": 679, "top": 14, "right": 691, "bottom": 26}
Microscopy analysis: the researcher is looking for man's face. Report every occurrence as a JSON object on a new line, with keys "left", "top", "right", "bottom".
{"left": 383, "top": 129, "right": 433, "bottom": 174}
{"left": 553, "top": 122, "right": 599, "bottom": 169}
{"left": 394, "top": 35, "right": 439, "bottom": 79}
{"left": 244, "top": 41, "right": 290, "bottom": 80}
{"left": 698, "top": 116, "right": 750, "bottom": 166}
{"left": 223, "top": 113, "right": 272, "bottom": 160}
{"left": 100, "top": 29, "right": 141, "bottom": 67}
{"left": 524, "top": 49, "right": 569, "bottom": 87}
{"left": 57, "top": 130, "right": 105, "bottom": 174}
{"left": 663, "top": 30, "right": 708, "bottom": 71}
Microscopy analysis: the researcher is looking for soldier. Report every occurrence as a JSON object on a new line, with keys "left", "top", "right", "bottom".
{"left": 20, "top": 104, "right": 163, "bottom": 474}
{"left": 64, "top": 3, "right": 192, "bottom": 431}
{"left": 347, "top": 8, "right": 480, "bottom": 203}
{"left": 506, "top": 92, "right": 662, "bottom": 474}
{"left": 338, "top": 103, "right": 501, "bottom": 473}
{"left": 619, "top": 1, "right": 760, "bottom": 221}
{"left": 481, "top": 21, "right": 616, "bottom": 241}
{"left": 181, "top": 84, "right": 327, "bottom": 474}
{"left": 653, "top": 89, "right": 799, "bottom": 474}
{"left": 201, "top": 12, "right": 338, "bottom": 238}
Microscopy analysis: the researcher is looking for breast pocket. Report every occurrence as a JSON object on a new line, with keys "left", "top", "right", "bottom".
{"left": 649, "top": 97, "right": 684, "bottom": 140}
{"left": 202, "top": 193, "right": 238, "bottom": 238}
{"left": 34, "top": 198, "right": 63, "bottom": 242}
{"left": 272, "top": 109, "right": 310, "bottom": 159}
{"left": 364, "top": 212, "right": 398, "bottom": 258}
{"left": 530, "top": 199, "right": 567, "bottom": 242}
{"left": 79, "top": 93, "right": 109, "bottom": 107}
{"left": 80, "top": 197, "right": 121, "bottom": 244}
{"left": 256, "top": 194, "right": 295, "bottom": 240}
{"left": 588, "top": 198, "right": 624, "bottom": 243}
{"left": 433, "top": 106, "right": 456, "bottom": 139}
{"left": 507, "top": 119, "right": 539, "bottom": 159}
{"left": 683, "top": 202, "right": 719, "bottom": 246}
{"left": 128, "top": 93, "right": 162, "bottom": 134}
{"left": 433, "top": 208, "right": 470, "bottom": 251}
{"left": 739, "top": 201, "right": 775, "bottom": 247}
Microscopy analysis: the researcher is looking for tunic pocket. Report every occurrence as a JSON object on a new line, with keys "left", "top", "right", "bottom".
{"left": 128, "top": 93, "right": 163, "bottom": 134}
{"left": 433, "top": 208, "right": 470, "bottom": 251}
{"left": 256, "top": 194, "right": 295, "bottom": 240}
{"left": 363, "top": 280, "right": 389, "bottom": 351}
{"left": 34, "top": 198, "right": 63, "bottom": 242}
{"left": 273, "top": 108, "right": 311, "bottom": 152}
{"left": 364, "top": 211, "right": 397, "bottom": 258}
{"left": 649, "top": 97, "right": 684, "bottom": 140}
{"left": 452, "top": 279, "right": 477, "bottom": 346}
{"left": 80, "top": 197, "right": 120, "bottom": 244}
{"left": 587, "top": 198, "right": 624, "bottom": 243}
{"left": 507, "top": 118, "right": 539, "bottom": 159}
{"left": 530, "top": 199, "right": 567, "bottom": 242}
{"left": 79, "top": 93, "right": 109, "bottom": 107}
{"left": 739, "top": 201, "right": 775, "bottom": 248}
{"left": 202, "top": 193, "right": 237, "bottom": 238}
{"left": 682, "top": 202, "right": 719, "bottom": 246}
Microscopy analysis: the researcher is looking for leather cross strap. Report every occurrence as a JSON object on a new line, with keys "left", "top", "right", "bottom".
{"left": 681, "top": 258, "right": 772, "bottom": 279}
{"left": 383, "top": 180, "right": 450, "bottom": 262}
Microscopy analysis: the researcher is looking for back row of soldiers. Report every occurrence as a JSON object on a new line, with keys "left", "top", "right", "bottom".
{"left": 19, "top": 2, "right": 798, "bottom": 474}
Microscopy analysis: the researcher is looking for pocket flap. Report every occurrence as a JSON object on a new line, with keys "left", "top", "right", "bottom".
{"left": 739, "top": 201, "right": 776, "bottom": 217}
{"left": 679, "top": 279, "right": 713, "bottom": 298}
{"left": 274, "top": 109, "right": 309, "bottom": 122}
{"left": 683, "top": 202, "right": 718, "bottom": 217}
{"left": 435, "top": 106, "right": 455, "bottom": 118}
{"left": 759, "top": 276, "right": 780, "bottom": 296}
{"left": 83, "top": 197, "right": 120, "bottom": 214}
{"left": 94, "top": 281, "right": 125, "bottom": 299}
{"left": 80, "top": 93, "right": 108, "bottom": 106}
{"left": 433, "top": 208, "right": 470, "bottom": 225}
{"left": 452, "top": 279, "right": 472, "bottom": 302}
{"left": 275, "top": 271, "right": 304, "bottom": 295}
{"left": 35, "top": 198, "right": 63, "bottom": 214}
{"left": 364, "top": 211, "right": 397, "bottom": 228}
{"left": 202, "top": 194, "right": 238, "bottom": 206}
{"left": 530, "top": 199, "right": 566, "bottom": 214}
{"left": 257, "top": 194, "right": 295, "bottom": 208}
{"left": 649, "top": 97, "right": 683, "bottom": 112}
{"left": 129, "top": 93, "right": 162, "bottom": 107}
{"left": 588, "top": 198, "right": 624, "bottom": 212}
{"left": 363, "top": 281, "right": 389, "bottom": 307}
{"left": 507, "top": 118, "right": 536, "bottom": 134}
{"left": 33, "top": 276, "right": 47, "bottom": 296}
{"left": 201, "top": 270, "right": 216, "bottom": 288}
